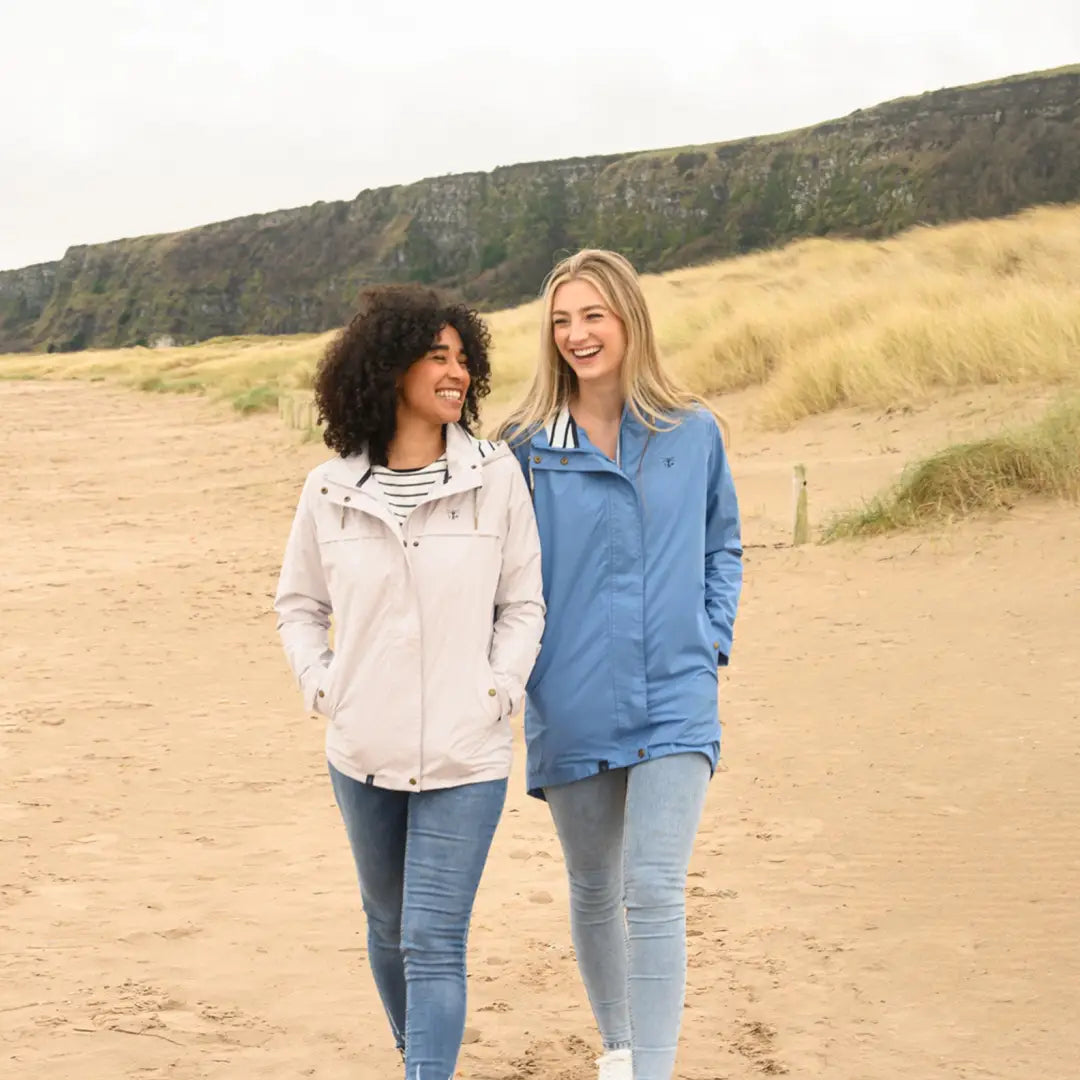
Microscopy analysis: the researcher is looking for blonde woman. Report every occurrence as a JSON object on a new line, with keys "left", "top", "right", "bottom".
{"left": 498, "top": 250, "right": 743, "bottom": 1080}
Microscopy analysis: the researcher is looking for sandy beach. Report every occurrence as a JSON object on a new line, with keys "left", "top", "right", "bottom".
{"left": 2, "top": 379, "right": 1077, "bottom": 1079}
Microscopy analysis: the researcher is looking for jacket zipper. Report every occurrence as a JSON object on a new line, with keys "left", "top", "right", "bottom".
{"left": 404, "top": 523, "right": 424, "bottom": 789}
{"left": 333, "top": 470, "right": 485, "bottom": 789}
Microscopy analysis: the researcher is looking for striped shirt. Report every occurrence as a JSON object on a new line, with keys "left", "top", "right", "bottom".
{"left": 546, "top": 406, "right": 580, "bottom": 450}
{"left": 372, "top": 456, "right": 448, "bottom": 524}
{"left": 546, "top": 405, "right": 621, "bottom": 466}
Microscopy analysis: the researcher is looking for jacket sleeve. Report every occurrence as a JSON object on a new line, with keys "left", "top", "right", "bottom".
{"left": 490, "top": 460, "right": 546, "bottom": 718}
{"left": 705, "top": 422, "right": 743, "bottom": 666}
{"left": 507, "top": 432, "right": 534, "bottom": 488}
{"left": 274, "top": 477, "right": 334, "bottom": 712}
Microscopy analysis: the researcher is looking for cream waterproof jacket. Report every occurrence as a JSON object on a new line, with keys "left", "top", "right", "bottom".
{"left": 274, "top": 425, "right": 545, "bottom": 791}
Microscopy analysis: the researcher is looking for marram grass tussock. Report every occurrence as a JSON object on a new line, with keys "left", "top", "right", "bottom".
{"left": 825, "top": 398, "right": 1080, "bottom": 539}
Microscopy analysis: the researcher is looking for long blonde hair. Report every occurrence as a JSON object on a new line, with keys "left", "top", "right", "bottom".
{"left": 496, "top": 248, "right": 727, "bottom": 442}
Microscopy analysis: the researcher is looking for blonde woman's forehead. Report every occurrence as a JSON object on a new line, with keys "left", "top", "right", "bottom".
{"left": 550, "top": 278, "right": 610, "bottom": 315}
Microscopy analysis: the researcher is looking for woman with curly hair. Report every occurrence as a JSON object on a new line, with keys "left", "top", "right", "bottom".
{"left": 274, "top": 285, "right": 545, "bottom": 1079}
{"left": 498, "top": 250, "right": 743, "bottom": 1080}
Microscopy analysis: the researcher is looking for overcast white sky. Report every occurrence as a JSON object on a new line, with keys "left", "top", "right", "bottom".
{"left": 1, "top": 0, "right": 1077, "bottom": 270}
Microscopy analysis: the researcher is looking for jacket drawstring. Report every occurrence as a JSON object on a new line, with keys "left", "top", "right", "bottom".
{"left": 473, "top": 486, "right": 479, "bottom": 530}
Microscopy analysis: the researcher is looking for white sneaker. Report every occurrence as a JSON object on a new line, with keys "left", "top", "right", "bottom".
{"left": 596, "top": 1047, "right": 632, "bottom": 1080}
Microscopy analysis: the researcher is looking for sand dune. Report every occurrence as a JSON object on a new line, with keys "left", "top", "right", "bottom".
{"left": 1, "top": 380, "right": 1077, "bottom": 1079}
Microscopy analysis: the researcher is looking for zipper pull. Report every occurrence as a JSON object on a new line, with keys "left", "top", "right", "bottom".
{"left": 340, "top": 504, "right": 346, "bottom": 529}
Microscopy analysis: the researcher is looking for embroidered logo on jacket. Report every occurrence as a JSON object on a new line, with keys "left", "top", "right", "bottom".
{"left": 448, "top": 509, "right": 460, "bottom": 520}
{"left": 663, "top": 457, "right": 676, "bottom": 468}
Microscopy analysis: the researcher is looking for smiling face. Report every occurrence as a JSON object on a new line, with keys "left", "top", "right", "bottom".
{"left": 550, "top": 278, "right": 627, "bottom": 390}
{"left": 398, "top": 324, "right": 471, "bottom": 426}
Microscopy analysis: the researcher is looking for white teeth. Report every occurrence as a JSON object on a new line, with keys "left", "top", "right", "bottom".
{"left": 436, "top": 390, "right": 462, "bottom": 400}
{"left": 572, "top": 346, "right": 601, "bottom": 359}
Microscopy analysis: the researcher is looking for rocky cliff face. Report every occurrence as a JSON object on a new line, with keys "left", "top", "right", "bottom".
{"left": 2, "top": 67, "right": 1077, "bottom": 353}
{"left": 0, "top": 262, "right": 58, "bottom": 351}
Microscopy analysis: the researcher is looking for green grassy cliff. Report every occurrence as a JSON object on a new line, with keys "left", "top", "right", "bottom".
{"left": 1, "top": 65, "right": 1077, "bottom": 353}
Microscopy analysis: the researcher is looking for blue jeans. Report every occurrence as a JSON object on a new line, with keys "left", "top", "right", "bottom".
{"left": 329, "top": 764, "right": 507, "bottom": 1079}
{"left": 544, "top": 753, "right": 711, "bottom": 1080}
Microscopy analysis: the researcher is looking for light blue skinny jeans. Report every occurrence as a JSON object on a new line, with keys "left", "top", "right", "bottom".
{"left": 544, "top": 752, "right": 711, "bottom": 1080}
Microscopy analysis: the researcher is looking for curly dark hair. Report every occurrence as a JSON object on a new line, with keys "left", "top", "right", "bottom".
{"left": 313, "top": 285, "right": 492, "bottom": 463}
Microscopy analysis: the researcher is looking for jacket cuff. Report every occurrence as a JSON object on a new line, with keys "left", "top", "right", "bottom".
{"left": 711, "top": 632, "right": 732, "bottom": 667}
{"left": 301, "top": 663, "right": 332, "bottom": 714}
{"left": 495, "top": 678, "right": 521, "bottom": 720}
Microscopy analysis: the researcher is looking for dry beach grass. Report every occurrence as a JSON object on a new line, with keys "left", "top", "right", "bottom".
{"left": 3, "top": 202, "right": 1079, "bottom": 433}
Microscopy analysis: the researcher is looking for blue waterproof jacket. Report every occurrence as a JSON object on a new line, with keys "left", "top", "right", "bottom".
{"left": 510, "top": 404, "right": 743, "bottom": 798}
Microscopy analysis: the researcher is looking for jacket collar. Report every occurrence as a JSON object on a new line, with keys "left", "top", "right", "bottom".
{"left": 321, "top": 424, "right": 504, "bottom": 498}
{"left": 534, "top": 404, "right": 625, "bottom": 468}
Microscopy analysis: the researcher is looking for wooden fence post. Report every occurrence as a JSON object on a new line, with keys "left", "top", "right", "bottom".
{"left": 792, "top": 464, "right": 809, "bottom": 546}
{"left": 277, "top": 390, "right": 321, "bottom": 434}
